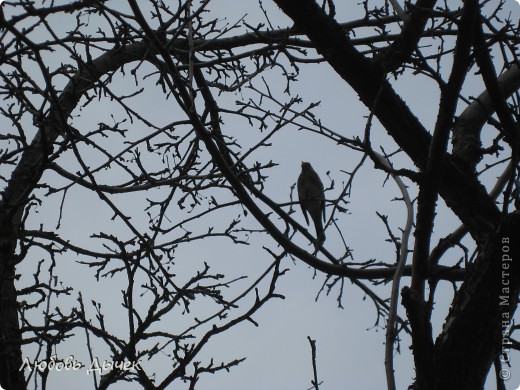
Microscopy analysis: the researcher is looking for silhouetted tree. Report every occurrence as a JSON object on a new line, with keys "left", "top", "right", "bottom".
{"left": 0, "top": 1, "right": 519, "bottom": 389}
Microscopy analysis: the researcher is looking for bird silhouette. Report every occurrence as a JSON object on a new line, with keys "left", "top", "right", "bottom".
{"left": 297, "top": 162, "right": 326, "bottom": 244}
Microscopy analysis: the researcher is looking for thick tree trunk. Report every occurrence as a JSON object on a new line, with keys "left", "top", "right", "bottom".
{"left": 433, "top": 213, "right": 520, "bottom": 389}
{"left": 0, "top": 215, "right": 25, "bottom": 389}
{"left": 0, "top": 275, "right": 25, "bottom": 390}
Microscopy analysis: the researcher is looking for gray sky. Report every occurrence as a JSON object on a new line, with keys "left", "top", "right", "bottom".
{"left": 3, "top": 1, "right": 520, "bottom": 389}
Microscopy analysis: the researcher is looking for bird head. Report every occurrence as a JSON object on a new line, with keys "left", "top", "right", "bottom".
{"left": 301, "top": 161, "right": 312, "bottom": 170}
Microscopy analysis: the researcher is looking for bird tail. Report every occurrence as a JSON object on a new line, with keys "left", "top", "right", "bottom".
{"left": 313, "top": 216, "right": 326, "bottom": 244}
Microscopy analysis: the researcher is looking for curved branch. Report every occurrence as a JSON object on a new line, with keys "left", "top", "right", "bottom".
{"left": 1, "top": 42, "right": 150, "bottom": 227}
{"left": 371, "top": 153, "right": 414, "bottom": 390}
{"left": 452, "top": 63, "right": 520, "bottom": 168}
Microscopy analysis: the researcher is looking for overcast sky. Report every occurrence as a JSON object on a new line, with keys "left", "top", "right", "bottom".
{"left": 2, "top": 1, "right": 520, "bottom": 389}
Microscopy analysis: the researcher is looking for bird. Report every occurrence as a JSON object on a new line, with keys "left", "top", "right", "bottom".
{"left": 297, "top": 162, "right": 326, "bottom": 245}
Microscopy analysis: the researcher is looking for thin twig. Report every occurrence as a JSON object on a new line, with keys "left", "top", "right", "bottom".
{"left": 307, "top": 336, "right": 320, "bottom": 390}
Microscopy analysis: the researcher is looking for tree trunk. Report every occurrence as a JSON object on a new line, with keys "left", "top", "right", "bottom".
{"left": 0, "top": 215, "right": 25, "bottom": 389}
{"left": 433, "top": 213, "right": 520, "bottom": 389}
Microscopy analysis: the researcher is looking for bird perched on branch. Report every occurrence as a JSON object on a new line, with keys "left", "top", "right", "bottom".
{"left": 297, "top": 162, "right": 326, "bottom": 245}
